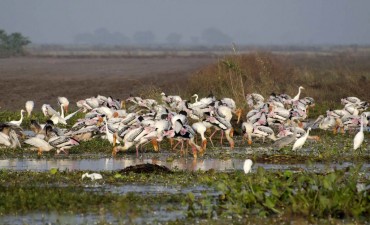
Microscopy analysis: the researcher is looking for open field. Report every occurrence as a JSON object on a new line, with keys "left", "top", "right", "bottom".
{"left": 0, "top": 56, "right": 216, "bottom": 110}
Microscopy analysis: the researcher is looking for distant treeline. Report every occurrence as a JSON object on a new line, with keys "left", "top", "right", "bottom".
{"left": 0, "top": 29, "right": 31, "bottom": 57}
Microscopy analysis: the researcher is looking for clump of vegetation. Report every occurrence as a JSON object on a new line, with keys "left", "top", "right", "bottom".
{"left": 0, "top": 29, "right": 31, "bottom": 57}
{"left": 186, "top": 52, "right": 370, "bottom": 109}
{"left": 0, "top": 168, "right": 368, "bottom": 223}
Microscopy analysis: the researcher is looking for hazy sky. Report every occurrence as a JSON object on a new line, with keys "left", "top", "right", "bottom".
{"left": 1, "top": 0, "right": 370, "bottom": 45}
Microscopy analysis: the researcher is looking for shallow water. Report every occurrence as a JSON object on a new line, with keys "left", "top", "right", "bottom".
{"left": 0, "top": 210, "right": 185, "bottom": 225}
{"left": 1, "top": 157, "right": 369, "bottom": 174}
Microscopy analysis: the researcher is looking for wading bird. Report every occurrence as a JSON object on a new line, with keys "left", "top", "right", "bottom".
{"left": 292, "top": 127, "right": 311, "bottom": 152}
{"left": 353, "top": 115, "right": 365, "bottom": 151}
{"left": 243, "top": 159, "right": 253, "bottom": 174}
{"left": 25, "top": 101, "right": 34, "bottom": 117}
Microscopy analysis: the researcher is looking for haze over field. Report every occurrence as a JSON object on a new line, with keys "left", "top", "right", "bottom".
{"left": 1, "top": 0, "right": 370, "bottom": 46}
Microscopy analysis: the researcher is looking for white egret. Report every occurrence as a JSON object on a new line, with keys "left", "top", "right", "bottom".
{"left": 25, "top": 101, "right": 34, "bottom": 117}
{"left": 353, "top": 115, "right": 365, "bottom": 150}
{"left": 9, "top": 109, "right": 25, "bottom": 127}
{"left": 293, "top": 86, "right": 304, "bottom": 101}
{"left": 292, "top": 127, "right": 311, "bottom": 151}
{"left": 81, "top": 173, "right": 103, "bottom": 181}
{"left": 243, "top": 159, "right": 253, "bottom": 174}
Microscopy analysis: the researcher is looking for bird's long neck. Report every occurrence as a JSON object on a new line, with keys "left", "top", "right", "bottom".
{"left": 104, "top": 118, "right": 109, "bottom": 137}
{"left": 194, "top": 95, "right": 198, "bottom": 103}
{"left": 19, "top": 111, "right": 24, "bottom": 123}
{"left": 294, "top": 88, "right": 301, "bottom": 100}
{"left": 305, "top": 129, "right": 310, "bottom": 138}
{"left": 360, "top": 117, "right": 364, "bottom": 132}
{"left": 60, "top": 105, "right": 65, "bottom": 118}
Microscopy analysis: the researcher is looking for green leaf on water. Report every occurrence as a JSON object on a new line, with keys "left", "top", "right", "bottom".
{"left": 114, "top": 173, "right": 122, "bottom": 179}
{"left": 284, "top": 170, "right": 293, "bottom": 178}
{"left": 187, "top": 192, "right": 195, "bottom": 202}
{"left": 50, "top": 168, "right": 58, "bottom": 175}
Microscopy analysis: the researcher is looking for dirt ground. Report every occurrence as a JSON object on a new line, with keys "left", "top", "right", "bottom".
{"left": 0, "top": 56, "right": 217, "bottom": 110}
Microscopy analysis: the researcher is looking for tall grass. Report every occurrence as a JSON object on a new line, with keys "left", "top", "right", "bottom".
{"left": 185, "top": 52, "right": 370, "bottom": 108}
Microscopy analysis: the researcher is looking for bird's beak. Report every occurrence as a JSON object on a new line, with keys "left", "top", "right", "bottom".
{"left": 236, "top": 108, "right": 242, "bottom": 124}
{"left": 152, "top": 139, "right": 159, "bottom": 151}
{"left": 229, "top": 128, "right": 234, "bottom": 138}
{"left": 112, "top": 147, "right": 117, "bottom": 157}
{"left": 201, "top": 139, "right": 207, "bottom": 150}
{"left": 113, "top": 112, "right": 119, "bottom": 118}
{"left": 230, "top": 142, "right": 235, "bottom": 149}
{"left": 64, "top": 105, "right": 69, "bottom": 114}
{"left": 97, "top": 117, "right": 103, "bottom": 126}
{"left": 113, "top": 133, "right": 117, "bottom": 147}
{"left": 248, "top": 139, "right": 252, "bottom": 145}
{"left": 37, "top": 147, "right": 42, "bottom": 156}
{"left": 121, "top": 100, "right": 126, "bottom": 109}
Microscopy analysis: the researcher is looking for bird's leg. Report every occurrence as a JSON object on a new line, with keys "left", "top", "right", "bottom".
{"left": 208, "top": 129, "right": 218, "bottom": 147}
{"left": 242, "top": 135, "right": 246, "bottom": 144}
{"left": 169, "top": 138, "right": 174, "bottom": 148}
{"left": 112, "top": 147, "right": 117, "bottom": 157}
{"left": 340, "top": 127, "right": 345, "bottom": 134}
{"left": 113, "top": 133, "right": 117, "bottom": 147}
{"left": 202, "top": 139, "right": 207, "bottom": 151}
{"left": 220, "top": 130, "right": 224, "bottom": 145}
{"left": 180, "top": 140, "right": 185, "bottom": 156}
{"left": 191, "top": 144, "right": 197, "bottom": 159}
{"left": 332, "top": 126, "right": 337, "bottom": 134}
{"left": 57, "top": 148, "right": 68, "bottom": 155}
{"left": 229, "top": 128, "right": 234, "bottom": 138}
{"left": 136, "top": 145, "right": 139, "bottom": 158}
{"left": 172, "top": 140, "right": 181, "bottom": 151}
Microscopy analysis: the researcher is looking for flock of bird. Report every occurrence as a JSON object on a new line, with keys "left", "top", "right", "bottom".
{"left": 0, "top": 86, "right": 368, "bottom": 157}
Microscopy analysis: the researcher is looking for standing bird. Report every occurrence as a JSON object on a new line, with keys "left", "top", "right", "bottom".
{"left": 272, "top": 124, "right": 298, "bottom": 151}
{"left": 293, "top": 86, "right": 304, "bottom": 101}
{"left": 58, "top": 97, "right": 69, "bottom": 114}
{"left": 292, "top": 127, "right": 311, "bottom": 151}
{"left": 243, "top": 159, "right": 253, "bottom": 174}
{"left": 24, "top": 137, "right": 54, "bottom": 156}
{"left": 9, "top": 109, "right": 25, "bottom": 127}
{"left": 25, "top": 101, "right": 34, "bottom": 117}
{"left": 353, "top": 115, "right": 365, "bottom": 151}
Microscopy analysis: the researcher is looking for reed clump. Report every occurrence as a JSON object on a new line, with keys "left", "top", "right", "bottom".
{"left": 186, "top": 52, "right": 370, "bottom": 108}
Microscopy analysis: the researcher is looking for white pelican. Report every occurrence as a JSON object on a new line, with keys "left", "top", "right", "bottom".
{"left": 25, "top": 101, "right": 34, "bottom": 117}
{"left": 58, "top": 97, "right": 69, "bottom": 114}
{"left": 353, "top": 115, "right": 365, "bottom": 151}
{"left": 243, "top": 159, "right": 253, "bottom": 174}
{"left": 293, "top": 86, "right": 304, "bottom": 101}
{"left": 292, "top": 127, "right": 311, "bottom": 151}
{"left": 82, "top": 173, "right": 103, "bottom": 181}
{"left": 9, "top": 109, "right": 25, "bottom": 127}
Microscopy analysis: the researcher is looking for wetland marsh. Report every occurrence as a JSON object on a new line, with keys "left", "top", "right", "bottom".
{"left": 0, "top": 52, "right": 369, "bottom": 224}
